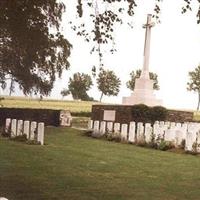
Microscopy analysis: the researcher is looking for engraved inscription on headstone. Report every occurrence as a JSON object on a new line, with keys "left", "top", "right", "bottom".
{"left": 103, "top": 110, "right": 116, "bottom": 121}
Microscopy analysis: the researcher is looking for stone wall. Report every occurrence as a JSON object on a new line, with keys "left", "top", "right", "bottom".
{"left": 0, "top": 108, "right": 61, "bottom": 126}
{"left": 91, "top": 105, "right": 194, "bottom": 123}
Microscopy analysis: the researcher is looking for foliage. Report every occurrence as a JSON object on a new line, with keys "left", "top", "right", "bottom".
{"left": 180, "top": 139, "right": 186, "bottom": 149}
{"left": 126, "top": 69, "right": 159, "bottom": 91}
{"left": 62, "top": 73, "right": 93, "bottom": 101}
{"left": 157, "top": 139, "right": 174, "bottom": 151}
{"left": 131, "top": 104, "right": 150, "bottom": 122}
{"left": 131, "top": 104, "right": 167, "bottom": 123}
{"left": 97, "top": 68, "right": 121, "bottom": 101}
{"left": 60, "top": 89, "right": 70, "bottom": 98}
{"left": 10, "top": 134, "right": 27, "bottom": 142}
{"left": 68, "top": 0, "right": 200, "bottom": 69}
{"left": 26, "top": 140, "right": 42, "bottom": 145}
{"left": 105, "top": 131, "right": 121, "bottom": 142}
{"left": 150, "top": 106, "right": 168, "bottom": 122}
{"left": 1, "top": 0, "right": 71, "bottom": 95}
{"left": 187, "top": 65, "right": 200, "bottom": 110}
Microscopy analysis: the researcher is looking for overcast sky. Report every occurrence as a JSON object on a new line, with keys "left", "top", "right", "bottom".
{"left": 6, "top": 0, "right": 200, "bottom": 110}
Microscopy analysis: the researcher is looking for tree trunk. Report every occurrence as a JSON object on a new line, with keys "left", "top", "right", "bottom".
{"left": 9, "top": 77, "right": 14, "bottom": 96}
{"left": 100, "top": 92, "right": 103, "bottom": 102}
{"left": 197, "top": 92, "right": 200, "bottom": 111}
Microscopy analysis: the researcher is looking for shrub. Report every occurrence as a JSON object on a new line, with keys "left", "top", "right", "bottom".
{"left": 180, "top": 139, "right": 186, "bottom": 149}
{"left": 157, "top": 139, "right": 174, "bottom": 151}
{"left": 131, "top": 104, "right": 150, "bottom": 123}
{"left": 1, "top": 126, "right": 10, "bottom": 137}
{"left": 11, "top": 134, "right": 27, "bottom": 142}
{"left": 26, "top": 140, "right": 41, "bottom": 145}
{"left": 83, "top": 131, "right": 92, "bottom": 137}
{"left": 150, "top": 106, "right": 168, "bottom": 122}
{"left": 131, "top": 104, "right": 167, "bottom": 123}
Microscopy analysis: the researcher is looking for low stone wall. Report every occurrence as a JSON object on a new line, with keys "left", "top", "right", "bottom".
{"left": 88, "top": 120, "right": 200, "bottom": 152}
{"left": 91, "top": 105, "right": 194, "bottom": 123}
{"left": 0, "top": 108, "right": 72, "bottom": 127}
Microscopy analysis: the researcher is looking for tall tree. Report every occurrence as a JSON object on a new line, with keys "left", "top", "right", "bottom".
{"left": 126, "top": 69, "right": 159, "bottom": 91}
{"left": 187, "top": 65, "right": 200, "bottom": 110}
{"left": 61, "top": 72, "right": 93, "bottom": 101}
{"left": 0, "top": 1, "right": 71, "bottom": 96}
{"left": 97, "top": 68, "right": 121, "bottom": 102}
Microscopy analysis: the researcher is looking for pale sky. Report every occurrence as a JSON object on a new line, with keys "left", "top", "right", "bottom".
{"left": 6, "top": 0, "right": 200, "bottom": 110}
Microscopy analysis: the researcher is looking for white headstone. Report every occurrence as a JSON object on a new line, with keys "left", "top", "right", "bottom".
{"left": 99, "top": 121, "right": 106, "bottom": 136}
{"left": 165, "top": 128, "right": 176, "bottom": 143}
{"left": 185, "top": 130, "right": 197, "bottom": 152}
{"left": 128, "top": 122, "right": 136, "bottom": 143}
{"left": 5, "top": 118, "right": 11, "bottom": 134}
{"left": 59, "top": 110, "right": 72, "bottom": 126}
{"left": 153, "top": 123, "right": 163, "bottom": 141}
{"left": 164, "top": 121, "right": 170, "bottom": 128}
{"left": 11, "top": 119, "right": 17, "bottom": 138}
{"left": 144, "top": 123, "right": 152, "bottom": 143}
{"left": 30, "top": 121, "right": 37, "bottom": 140}
{"left": 181, "top": 124, "right": 188, "bottom": 140}
{"left": 23, "top": 121, "right": 30, "bottom": 138}
{"left": 176, "top": 123, "right": 181, "bottom": 128}
{"left": 170, "top": 122, "right": 176, "bottom": 128}
{"left": 88, "top": 120, "right": 93, "bottom": 130}
{"left": 159, "top": 121, "right": 165, "bottom": 127}
{"left": 93, "top": 121, "right": 100, "bottom": 136}
{"left": 114, "top": 123, "right": 120, "bottom": 133}
{"left": 137, "top": 122, "right": 144, "bottom": 143}
{"left": 175, "top": 130, "right": 183, "bottom": 147}
{"left": 17, "top": 120, "right": 23, "bottom": 136}
{"left": 103, "top": 110, "right": 116, "bottom": 121}
{"left": 121, "top": 124, "right": 128, "bottom": 141}
{"left": 37, "top": 122, "right": 44, "bottom": 145}
{"left": 107, "top": 122, "right": 113, "bottom": 132}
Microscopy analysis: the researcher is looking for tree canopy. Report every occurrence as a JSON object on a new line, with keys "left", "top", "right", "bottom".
{"left": 68, "top": 0, "right": 200, "bottom": 67}
{"left": 61, "top": 72, "right": 93, "bottom": 101}
{"left": 0, "top": 0, "right": 71, "bottom": 95}
{"left": 126, "top": 69, "right": 159, "bottom": 91}
{"left": 187, "top": 65, "right": 200, "bottom": 110}
{"left": 97, "top": 68, "right": 121, "bottom": 102}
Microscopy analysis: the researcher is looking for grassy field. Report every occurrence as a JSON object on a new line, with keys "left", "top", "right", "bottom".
{"left": 0, "top": 96, "right": 96, "bottom": 113}
{"left": 1, "top": 127, "right": 200, "bottom": 200}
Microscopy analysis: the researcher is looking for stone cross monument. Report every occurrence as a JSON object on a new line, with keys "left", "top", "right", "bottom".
{"left": 142, "top": 14, "right": 155, "bottom": 79}
{"left": 122, "top": 14, "right": 162, "bottom": 106}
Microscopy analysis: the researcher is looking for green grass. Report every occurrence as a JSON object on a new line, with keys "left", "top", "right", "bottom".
{"left": 0, "top": 96, "right": 97, "bottom": 113}
{"left": 1, "top": 127, "right": 200, "bottom": 200}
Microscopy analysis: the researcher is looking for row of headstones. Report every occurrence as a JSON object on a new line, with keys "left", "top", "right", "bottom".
{"left": 4, "top": 118, "right": 45, "bottom": 145}
{"left": 88, "top": 120, "right": 200, "bottom": 152}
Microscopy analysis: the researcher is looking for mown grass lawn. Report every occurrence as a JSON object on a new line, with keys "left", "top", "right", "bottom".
{"left": 1, "top": 127, "right": 200, "bottom": 200}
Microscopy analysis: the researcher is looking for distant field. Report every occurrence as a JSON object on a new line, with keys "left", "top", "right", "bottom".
{"left": 193, "top": 111, "right": 200, "bottom": 121}
{"left": 0, "top": 96, "right": 98, "bottom": 113}
{"left": 1, "top": 96, "right": 200, "bottom": 120}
